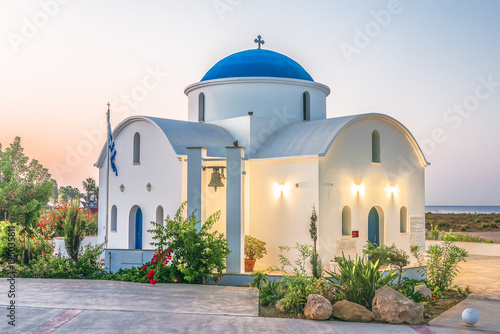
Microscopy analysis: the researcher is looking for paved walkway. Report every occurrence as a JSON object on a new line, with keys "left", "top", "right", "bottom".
{"left": 1, "top": 256, "right": 499, "bottom": 333}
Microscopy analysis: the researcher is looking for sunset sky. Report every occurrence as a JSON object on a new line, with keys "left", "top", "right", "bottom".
{"left": 1, "top": 0, "right": 499, "bottom": 205}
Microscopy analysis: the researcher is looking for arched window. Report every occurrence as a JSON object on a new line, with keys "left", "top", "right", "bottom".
{"left": 372, "top": 130, "right": 381, "bottom": 163}
{"left": 198, "top": 93, "right": 205, "bottom": 122}
{"left": 342, "top": 206, "right": 351, "bottom": 236}
{"left": 156, "top": 205, "right": 164, "bottom": 226}
{"left": 111, "top": 205, "right": 117, "bottom": 231}
{"left": 303, "top": 91, "right": 310, "bottom": 121}
{"left": 400, "top": 206, "right": 408, "bottom": 233}
{"left": 133, "top": 132, "right": 140, "bottom": 164}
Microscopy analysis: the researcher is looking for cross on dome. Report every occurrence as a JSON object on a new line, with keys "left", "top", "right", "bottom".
{"left": 254, "top": 35, "right": 265, "bottom": 49}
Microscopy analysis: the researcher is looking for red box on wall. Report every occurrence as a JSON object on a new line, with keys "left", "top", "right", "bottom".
{"left": 352, "top": 231, "right": 359, "bottom": 238}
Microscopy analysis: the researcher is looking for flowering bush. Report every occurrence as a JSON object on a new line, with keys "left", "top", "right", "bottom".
{"left": 38, "top": 203, "right": 97, "bottom": 238}
{"left": 148, "top": 202, "right": 231, "bottom": 284}
{"left": 0, "top": 220, "right": 53, "bottom": 265}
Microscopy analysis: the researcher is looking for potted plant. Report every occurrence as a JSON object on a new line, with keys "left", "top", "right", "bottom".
{"left": 245, "top": 235, "right": 267, "bottom": 272}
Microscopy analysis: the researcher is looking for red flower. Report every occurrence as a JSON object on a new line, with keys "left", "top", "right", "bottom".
{"left": 42, "top": 252, "right": 45, "bottom": 255}
{"left": 150, "top": 279, "right": 157, "bottom": 285}
{"left": 141, "top": 266, "right": 147, "bottom": 271}
{"left": 148, "top": 269, "right": 154, "bottom": 279}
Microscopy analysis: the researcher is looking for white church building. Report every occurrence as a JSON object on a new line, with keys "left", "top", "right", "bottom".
{"left": 95, "top": 38, "right": 429, "bottom": 274}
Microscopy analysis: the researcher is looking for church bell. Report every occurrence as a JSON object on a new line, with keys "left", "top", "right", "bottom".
{"left": 208, "top": 168, "right": 225, "bottom": 192}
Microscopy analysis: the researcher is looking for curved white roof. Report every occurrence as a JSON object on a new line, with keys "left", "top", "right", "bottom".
{"left": 94, "top": 116, "right": 235, "bottom": 168}
{"left": 253, "top": 113, "right": 430, "bottom": 167}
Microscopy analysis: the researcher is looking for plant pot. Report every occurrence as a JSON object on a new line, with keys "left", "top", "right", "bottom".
{"left": 245, "top": 259, "right": 256, "bottom": 272}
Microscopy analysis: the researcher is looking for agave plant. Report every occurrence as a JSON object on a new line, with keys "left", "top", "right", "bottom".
{"left": 325, "top": 253, "right": 401, "bottom": 309}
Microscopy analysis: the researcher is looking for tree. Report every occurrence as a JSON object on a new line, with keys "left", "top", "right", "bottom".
{"left": 363, "top": 241, "right": 410, "bottom": 288}
{"left": 0, "top": 137, "right": 53, "bottom": 225}
{"left": 309, "top": 204, "right": 322, "bottom": 279}
{"left": 59, "top": 186, "right": 81, "bottom": 203}
{"left": 81, "top": 177, "right": 97, "bottom": 208}
{"left": 52, "top": 180, "right": 59, "bottom": 205}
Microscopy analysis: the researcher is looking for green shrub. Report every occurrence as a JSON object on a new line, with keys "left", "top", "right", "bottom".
{"left": 250, "top": 269, "right": 268, "bottom": 290}
{"left": 63, "top": 202, "right": 87, "bottom": 262}
{"left": 362, "top": 241, "right": 409, "bottom": 288}
{"left": 269, "top": 242, "right": 328, "bottom": 314}
{"left": 494, "top": 219, "right": 500, "bottom": 223}
{"left": 400, "top": 284, "right": 423, "bottom": 303}
{"left": 436, "top": 220, "right": 451, "bottom": 228}
{"left": 325, "top": 254, "right": 401, "bottom": 309}
{"left": 148, "top": 203, "right": 230, "bottom": 284}
{"left": 276, "top": 275, "right": 323, "bottom": 314}
{"left": 260, "top": 280, "right": 286, "bottom": 306}
{"left": 442, "top": 230, "right": 492, "bottom": 243}
{"left": 427, "top": 224, "right": 439, "bottom": 240}
{"left": 425, "top": 241, "right": 468, "bottom": 290}
{"left": 460, "top": 226, "right": 467, "bottom": 232}
{"left": 1, "top": 243, "right": 105, "bottom": 279}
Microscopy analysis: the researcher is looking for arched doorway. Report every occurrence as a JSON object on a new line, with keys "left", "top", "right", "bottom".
{"left": 129, "top": 206, "right": 143, "bottom": 249}
{"left": 368, "top": 207, "right": 380, "bottom": 245}
{"left": 135, "top": 208, "right": 143, "bottom": 249}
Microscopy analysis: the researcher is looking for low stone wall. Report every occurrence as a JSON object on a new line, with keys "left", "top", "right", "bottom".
{"left": 426, "top": 240, "right": 500, "bottom": 256}
{"left": 53, "top": 236, "right": 99, "bottom": 257}
{"left": 105, "top": 249, "right": 156, "bottom": 273}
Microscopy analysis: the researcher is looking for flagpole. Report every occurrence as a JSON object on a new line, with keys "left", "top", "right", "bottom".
{"left": 105, "top": 102, "right": 110, "bottom": 247}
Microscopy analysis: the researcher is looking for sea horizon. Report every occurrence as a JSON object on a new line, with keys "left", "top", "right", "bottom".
{"left": 425, "top": 205, "right": 500, "bottom": 214}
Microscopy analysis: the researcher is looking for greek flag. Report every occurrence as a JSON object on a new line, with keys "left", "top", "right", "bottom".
{"left": 108, "top": 116, "right": 118, "bottom": 176}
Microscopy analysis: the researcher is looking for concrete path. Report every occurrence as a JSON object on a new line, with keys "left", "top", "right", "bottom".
{"left": 2, "top": 278, "right": 499, "bottom": 334}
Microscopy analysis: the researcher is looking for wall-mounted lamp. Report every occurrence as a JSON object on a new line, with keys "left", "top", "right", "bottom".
{"left": 146, "top": 182, "right": 151, "bottom": 192}
{"left": 278, "top": 184, "right": 286, "bottom": 192}
{"left": 205, "top": 166, "right": 226, "bottom": 192}
{"left": 387, "top": 185, "right": 397, "bottom": 197}
{"left": 353, "top": 183, "right": 364, "bottom": 196}
{"left": 119, "top": 184, "right": 124, "bottom": 192}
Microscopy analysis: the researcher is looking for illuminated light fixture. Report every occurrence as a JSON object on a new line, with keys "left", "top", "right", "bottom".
{"left": 119, "top": 184, "right": 124, "bottom": 192}
{"left": 387, "top": 185, "right": 397, "bottom": 197}
{"left": 146, "top": 182, "right": 152, "bottom": 192}
{"left": 274, "top": 182, "right": 289, "bottom": 197}
{"left": 353, "top": 183, "right": 364, "bottom": 195}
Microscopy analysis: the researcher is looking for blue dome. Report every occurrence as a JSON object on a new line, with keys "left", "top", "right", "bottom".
{"left": 201, "top": 49, "right": 314, "bottom": 82}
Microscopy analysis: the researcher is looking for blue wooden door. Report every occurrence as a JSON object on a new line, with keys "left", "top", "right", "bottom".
{"left": 368, "top": 207, "right": 379, "bottom": 246}
{"left": 135, "top": 208, "right": 143, "bottom": 249}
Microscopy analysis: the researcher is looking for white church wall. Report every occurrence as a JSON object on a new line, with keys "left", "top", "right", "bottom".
{"left": 99, "top": 119, "right": 183, "bottom": 250}
{"left": 319, "top": 118, "right": 425, "bottom": 266}
{"left": 211, "top": 115, "right": 301, "bottom": 158}
{"left": 185, "top": 78, "right": 329, "bottom": 123}
{"left": 248, "top": 158, "right": 320, "bottom": 271}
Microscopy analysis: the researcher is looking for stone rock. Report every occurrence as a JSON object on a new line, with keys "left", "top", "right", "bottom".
{"left": 239, "top": 282, "right": 250, "bottom": 287}
{"left": 331, "top": 300, "right": 374, "bottom": 323}
{"left": 304, "top": 294, "right": 333, "bottom": 320}
{"left": 372, "top": 286, "right": 424, "bottom": 325}
{"left": 414, "top": 284, "right": 432, "bottom": 298}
